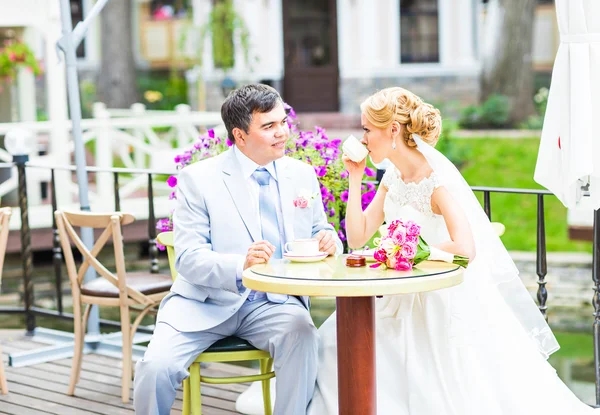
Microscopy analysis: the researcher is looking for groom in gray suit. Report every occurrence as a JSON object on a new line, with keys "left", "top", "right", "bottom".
{"left": 134, "top": 84, "right": 343, "bottom": 414}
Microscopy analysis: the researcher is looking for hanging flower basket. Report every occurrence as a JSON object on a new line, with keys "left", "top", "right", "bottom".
{"left": 0, "top": 40, "right": 43, "bottom": 86}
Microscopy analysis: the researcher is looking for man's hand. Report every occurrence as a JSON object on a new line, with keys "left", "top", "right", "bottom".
{"left": 243, "top": 240, "right": 276, "bottom": 270}
{"left": 315, "top": 230, "right": 337, "bottom": 256}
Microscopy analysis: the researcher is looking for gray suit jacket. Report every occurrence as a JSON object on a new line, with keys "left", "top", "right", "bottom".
{"left": 158, "top": 148, "right": 343, "bottom": 332}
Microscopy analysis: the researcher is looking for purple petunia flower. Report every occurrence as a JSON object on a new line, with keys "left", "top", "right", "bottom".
{"left": 364, "top": 167, "right": 376, "bottom": 177}
{"left": 314, "top": 166, "right": 327, "bottom": 177}
{"left": 361, "top": 190, "right": 376, "bottom": 210}
{"left": 166, "top": 175, "right": 178, "bottom": 188}
{"left": 208, "top": 129, "right": 215, "bottom": 138}
{"left": 338, "top": 230, "right": 347, "bottom": 241}
{"left": 340, "top": 190, "right": 349, "bottom": 203}
{"left": 330, "top": 138, "right": 342, "bottom": 148}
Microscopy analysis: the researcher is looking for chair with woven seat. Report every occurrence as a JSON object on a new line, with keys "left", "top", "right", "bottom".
{"left": 0, "top": 207, "right": 12, "bottom": 395}
{"left": 156, "top": 231, "right": 275, "bottom": 415}
{"left": 55, "top": 210, "right": 173, "bottom": 403}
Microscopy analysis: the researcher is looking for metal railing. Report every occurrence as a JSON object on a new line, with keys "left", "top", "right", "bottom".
{"left": 0, "top": 163, "right": 599, "bottom": 404}
{"left": 0, "top": 161, "right": 176, "bottom": 334}
{"left": 472, "top": 186, "right": 554, "bottom": 320}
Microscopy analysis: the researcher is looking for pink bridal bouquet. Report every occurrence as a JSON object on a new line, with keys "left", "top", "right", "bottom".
{"left": 371, "top": 219, "right": 469, "bottom": 271}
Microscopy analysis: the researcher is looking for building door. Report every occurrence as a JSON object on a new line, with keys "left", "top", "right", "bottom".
{"left": 282, "top": 0, "right": 339, "bottom": 112}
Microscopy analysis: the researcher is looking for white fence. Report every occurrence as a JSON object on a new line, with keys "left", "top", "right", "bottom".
{"left": 0, "top": 103, "right": 224, "bottom": 229}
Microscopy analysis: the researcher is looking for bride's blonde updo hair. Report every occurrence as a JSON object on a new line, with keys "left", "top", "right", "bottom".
{"left": 360, "top": 87, "right": 442, "bottom": 147}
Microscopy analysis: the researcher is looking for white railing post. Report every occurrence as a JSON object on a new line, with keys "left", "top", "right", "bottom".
{"left": 131, "top": 103, "right": 147, "bottom": 168}
{"left": 175, "top": 104, "right": 192, "bottom": 149}
{"left": 94, "top": 108, "right": 114, "bottom": 209}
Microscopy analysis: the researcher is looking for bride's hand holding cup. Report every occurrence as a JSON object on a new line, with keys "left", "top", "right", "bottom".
{"left": 342, "top": 135, "right": 368, "bottom": 180}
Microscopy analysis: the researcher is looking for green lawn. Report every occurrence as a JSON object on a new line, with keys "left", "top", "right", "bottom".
{"left": 553, "top": 331, "right": 594, "bottom": 359}
{"left": 449, "top": 137, "right": 592, "bottom": 252}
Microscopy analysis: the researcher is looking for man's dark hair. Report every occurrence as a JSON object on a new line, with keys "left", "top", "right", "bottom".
{"left": 221, "top": 84, "right": 283, "bottom": 143}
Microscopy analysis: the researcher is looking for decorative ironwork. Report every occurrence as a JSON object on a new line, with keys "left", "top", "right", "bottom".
{"left": 113, "top": 172, "right": 120, "bottom": 211}
{"left": 483, "top": 191, "right": 492, "bottom": 220}
{"left": 592, "top": 209, "right": 600, "bottom": 405}
{"left": 536, "top": 194, "right": 548, "bottom": 320}
{"left": 50, "top": 169, "right": 63, "bottom": 314}
{"left": 147, "top": 173, "right": 159, "bottom": 273}
{"left": 17, "top": 161, "right": 35, "bottom": 333}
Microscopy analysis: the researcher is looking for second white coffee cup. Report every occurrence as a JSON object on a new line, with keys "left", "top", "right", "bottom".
{"left": 284, "top": 239, "right": 320, "bottom": 256}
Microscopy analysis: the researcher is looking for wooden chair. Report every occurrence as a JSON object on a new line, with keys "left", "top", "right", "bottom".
{"left": 0, "top": 207, "right": 12, "bottom": 395}
{"left": 156, "top": 231, "right": 275, "bottom": 415}
{"left": 55, "top": 210, "right": 173, "bottom": 403}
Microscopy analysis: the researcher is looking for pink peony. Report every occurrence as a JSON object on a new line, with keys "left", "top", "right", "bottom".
{"left": 406, "top": 221, "right": 421, "bottom": 237}
{"left": 401, "top": 243, "right": 417, "bottom": 259}
{"left": 392, "top": 226, "right": 406, "bottom": 245}
{"left": 406, "top": 234, "right": 418, "bottom": 244}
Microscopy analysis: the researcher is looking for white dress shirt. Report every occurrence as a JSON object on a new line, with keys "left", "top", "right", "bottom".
{"left": 233, "top": 145, "right": 286, "bottom": 302}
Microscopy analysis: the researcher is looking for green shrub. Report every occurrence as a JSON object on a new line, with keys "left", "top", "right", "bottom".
{"left": 80, "top": 79, "right": 97, "bottom": 118}
{"left": 459, "top": 94, "right": 511, "bottom": 129}
{"left": 436, "top": 118, "right": 471, "bottom": 169}
{"left": 137, "top": 71, "right": 188, "bottom": 111}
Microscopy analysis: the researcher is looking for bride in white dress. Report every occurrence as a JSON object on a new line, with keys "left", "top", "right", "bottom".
{"left": 307, "top": 87, "right": 598, "bottom": 414}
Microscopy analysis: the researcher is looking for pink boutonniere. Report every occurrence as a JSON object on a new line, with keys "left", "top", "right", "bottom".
{"left": 293, "top": 189, "right": 317, "bottom": 209}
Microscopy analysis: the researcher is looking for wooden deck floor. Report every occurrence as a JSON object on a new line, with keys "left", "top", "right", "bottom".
{"left": 0, "top": 330, "right": 249, "bottom": 414}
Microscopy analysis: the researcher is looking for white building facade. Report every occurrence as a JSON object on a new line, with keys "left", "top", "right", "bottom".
{"left": 191, "top": 0, "right": 480, "bottom": 112}
{"left": 191, "top": 0, "right": 558, "bottom": 113}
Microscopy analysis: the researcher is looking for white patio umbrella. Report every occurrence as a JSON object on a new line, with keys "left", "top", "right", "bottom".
{"left": 534, "top": 0, "right": 600, "bottom": 208}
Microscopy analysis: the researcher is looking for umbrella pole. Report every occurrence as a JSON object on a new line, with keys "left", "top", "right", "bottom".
{"left": 58, "top": 0, "right": 102, "bottom": 338}
{"left": 593, "top": 209, "right": 600, "bottom": 406}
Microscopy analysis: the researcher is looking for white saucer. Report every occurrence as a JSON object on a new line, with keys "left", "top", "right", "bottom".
{"left": 283, "top": 252, "right": 328, "bottom": 263}
{"left": 350, "top": 249, "right": 377, "bottom": 262}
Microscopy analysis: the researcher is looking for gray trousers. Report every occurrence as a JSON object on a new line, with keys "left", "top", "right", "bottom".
{"left": 133, "top": 296, "right": 318, "bottom": 415}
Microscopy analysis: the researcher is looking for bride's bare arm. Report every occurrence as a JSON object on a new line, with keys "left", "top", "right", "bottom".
{"left": 431, "top": 186, "right": 476, "bottom": 260}
{"left": 343, "top": 156, "right": 386, "bottom": 249}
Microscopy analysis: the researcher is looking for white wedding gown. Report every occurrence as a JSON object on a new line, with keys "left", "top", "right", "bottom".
{"left": 307, "top": 168, "right": 598, "bottom": 415}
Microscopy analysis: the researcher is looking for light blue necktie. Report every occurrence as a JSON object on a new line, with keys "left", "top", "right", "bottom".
{"left": 252, "top": 168, "right": 282, "bottom": 259}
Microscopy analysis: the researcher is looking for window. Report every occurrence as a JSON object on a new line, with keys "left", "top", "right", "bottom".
{"left": 150, "top": 0, "right": 190, "bottom": 20}
{"left": 400, "top": 0, "right": 439, "bottom": 63}
{"left": 70, "top": 0, "right": 85, "bottom": 58}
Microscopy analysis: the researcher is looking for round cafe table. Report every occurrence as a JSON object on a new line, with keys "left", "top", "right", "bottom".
{"left": 242, "top": 255, "right": 464, "bottom": 415}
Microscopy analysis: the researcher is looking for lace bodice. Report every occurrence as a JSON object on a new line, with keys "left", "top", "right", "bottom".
{"left": 382, "top": 168, "right": 441, "bottom": 217}
{"left": 382, "top": 167, "right": 449, "bottom": 244}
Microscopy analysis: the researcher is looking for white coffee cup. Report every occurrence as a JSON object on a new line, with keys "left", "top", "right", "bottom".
{"left": 284, "top": 239, "right": 320, "bottom": 256}
{"left": 342, "top": 135, "right": 369, "bottom": 163}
